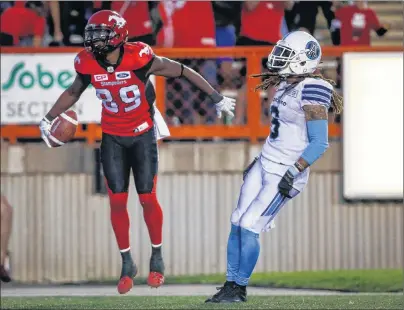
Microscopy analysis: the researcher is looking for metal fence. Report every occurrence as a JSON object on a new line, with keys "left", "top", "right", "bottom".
{"left": 1, "top": 172, "right": 402, "bottom": 283}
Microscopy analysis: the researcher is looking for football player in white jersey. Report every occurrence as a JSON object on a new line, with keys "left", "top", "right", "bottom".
{"left": 206, "top": 31, "right": 343, "bottom": 303}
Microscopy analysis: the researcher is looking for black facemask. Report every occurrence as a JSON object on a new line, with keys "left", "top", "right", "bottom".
{"left": 84, "top": 26, "right": 116, "bottom": 55}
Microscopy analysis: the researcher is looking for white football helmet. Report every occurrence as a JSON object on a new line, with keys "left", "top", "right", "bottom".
{"left": 267, "top": 31, "right": 322, "bottom": 76}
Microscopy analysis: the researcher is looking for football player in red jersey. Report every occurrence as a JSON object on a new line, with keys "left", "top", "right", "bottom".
{"left": 39, "top": 10, "right": 235, "bottom": 294}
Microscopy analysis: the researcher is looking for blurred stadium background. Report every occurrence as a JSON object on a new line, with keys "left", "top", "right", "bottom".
{"left": 0, "top": 0, "right": 403, "bottom": 285}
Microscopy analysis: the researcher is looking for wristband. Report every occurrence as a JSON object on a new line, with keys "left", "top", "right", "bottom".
{"left": 210, "top": 91, "right": 223, "bottom": 104}
{"left": 294, "top": 162, "right": 305, "bottom": 172}
{"left": 45, "top": 113, "right": 56, "bottom": 122}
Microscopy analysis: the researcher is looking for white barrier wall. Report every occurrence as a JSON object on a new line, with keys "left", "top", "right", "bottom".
{"left": 343, "top": 52, "right": 403, "bottom": 200}
{"left": 1, "top": 173, "right": 402, "bottom": 283}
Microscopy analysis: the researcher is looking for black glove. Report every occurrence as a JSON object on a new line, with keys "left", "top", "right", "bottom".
{"left": 243, "top": 156, "right": 259, "bottom": 181}
{"left": 278, "top": 165, "right": 300, "bottom": 198}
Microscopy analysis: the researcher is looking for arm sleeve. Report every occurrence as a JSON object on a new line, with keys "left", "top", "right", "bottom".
{"left": 299, "top": 81, "right": 332, "bottom": 165}
{"left": 300, "top": 120, "right": 329, "bottom": 165}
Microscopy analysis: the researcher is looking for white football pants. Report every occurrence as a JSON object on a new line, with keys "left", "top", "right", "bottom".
{"left": 231, "top": 156, "right": 309, "bottom": 234}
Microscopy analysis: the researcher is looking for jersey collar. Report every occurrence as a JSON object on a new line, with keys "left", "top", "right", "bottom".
{"left": 96, "top": 45, "right": 125, "bottom": 73}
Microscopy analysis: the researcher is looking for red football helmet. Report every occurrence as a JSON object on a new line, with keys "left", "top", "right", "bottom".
{"left": 84, "top": 10, "right": 128, "bottom": 55}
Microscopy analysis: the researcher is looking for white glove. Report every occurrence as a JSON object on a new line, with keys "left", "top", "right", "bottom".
{"left": 39, "top": 117, "right": 53, "bottom": 148}
{"left": 215, "top": 96, "right": 236, "bottom": 119}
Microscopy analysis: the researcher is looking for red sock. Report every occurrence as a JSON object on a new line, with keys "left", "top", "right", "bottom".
{"left": 139, "top": 188, "right": 163, "bottom": 246}
{"left": 107, "top": 188, "right": 130, "bottom": 251}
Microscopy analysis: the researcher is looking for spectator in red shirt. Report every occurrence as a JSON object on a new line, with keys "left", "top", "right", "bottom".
{"left": 333, "top": 0, "right": 389, "bottom": 46}
{"left": 93, "top": 1, "right": 154, "bottom": 45}
{"left": 156, "top": 0, "right": 216, "bottom": 48}
{"left": 237, "top": 1, "right": 293, "bottom": 46}
{"left": 0, "top": 1, "right": 46, "bottom": 47}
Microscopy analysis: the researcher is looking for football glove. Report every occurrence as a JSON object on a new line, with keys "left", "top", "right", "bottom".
{"left": 278, "top": 165, "right": 300, "bottom": 198}
{"left": 39, "top": 116, "right": 53, "bottom": 148}
{"left": 215, "top": 96, "right": 236, "bottom": 119}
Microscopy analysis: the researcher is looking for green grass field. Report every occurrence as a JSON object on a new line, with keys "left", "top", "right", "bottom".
{"left": 90, "top": 269, "right": 403, "bottom": 293}
{"left": 159, "top": 269, "right": 404, "bottom": 293}
{"left": 1, "top": 295, "right": 403, "bottom": 309}
{"left": 2, "top": 270, "right": 403, "bottom": 309}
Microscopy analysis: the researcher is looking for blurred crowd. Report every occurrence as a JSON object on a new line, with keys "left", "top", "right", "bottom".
{"left": 0, "top": 1, "right": 390, "bottom": 126}
{"left": 0, "top": 1, "right": 389, "bottom": 49}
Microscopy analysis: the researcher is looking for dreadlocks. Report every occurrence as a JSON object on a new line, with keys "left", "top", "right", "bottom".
{"left": 251, "top": 72, "right": 343, "bottom": 114}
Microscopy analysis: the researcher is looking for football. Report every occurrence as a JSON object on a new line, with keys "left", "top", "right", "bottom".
{"left": 48, "top": 110, "right": 78, "bottom": 147}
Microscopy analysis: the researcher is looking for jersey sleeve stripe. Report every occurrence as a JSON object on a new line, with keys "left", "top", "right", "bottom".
{"left": 303, "top": 84, "right": 333, "bottom": 94}
{"left": 302, "top": 95, "right": 331, "bottom": 105}
{"left": 302, "top": 90, "right": 331, "bottom": 100}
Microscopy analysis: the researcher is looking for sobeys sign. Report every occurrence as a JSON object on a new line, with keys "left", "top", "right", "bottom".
{"left": 1, "top": 54, "right": 101, "bottom": 124}
{"left": 2, "top": 62, "right": 76, "bottom": 90}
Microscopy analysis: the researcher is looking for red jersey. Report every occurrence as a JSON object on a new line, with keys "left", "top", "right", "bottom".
{"left": 93, "top": 1, "right": 152, "bottom": 38}
{"left": 74, "top": 42, "right": 156, "bottom": 136}
{"left": 335, "top": 6, "right": 381, "bottom": 46}
{"left": 157, "top": 0, "right": 215, "bottom": 47}
{"left": 240, "top": 1, "right": 284, "bottom": 44}
{"left": 0, "top": 6, "right": 45, "bottom": 44}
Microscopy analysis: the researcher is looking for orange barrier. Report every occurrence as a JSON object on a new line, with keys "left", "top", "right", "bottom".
{"left": 1, "top": 46, "right": 402, "bottom": 144}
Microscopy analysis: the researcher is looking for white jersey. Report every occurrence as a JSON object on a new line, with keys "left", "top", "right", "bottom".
{"left": 261, "top": 77, "right": 333, "bottom": 166}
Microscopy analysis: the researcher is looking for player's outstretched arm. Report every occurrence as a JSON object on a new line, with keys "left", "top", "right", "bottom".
{"left": 39, "top": 74, "right": 89, "bottom": 147}
{"left": 278, "top": 105, "right": 329, "bottom": 197}
{"left": 147, "top": 56, "right": 235, "bottom": 118}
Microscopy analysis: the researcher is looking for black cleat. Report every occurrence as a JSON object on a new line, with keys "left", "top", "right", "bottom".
{"left": 0, "top": 265, "right": 11, "bottom": 283}
{"left": 0, "top": 253, "right": 11, "bottom": 283}
{"left": 236, "top": 284, "right": 247, "bottom": 302}
{"left": 205, "top": 281, "right": 247, "bottom": 303}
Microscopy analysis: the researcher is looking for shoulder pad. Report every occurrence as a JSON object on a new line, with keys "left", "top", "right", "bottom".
{"left": 74, "top": 50, "right": 95, "bottom": 74}
{"left": 125, "top": 42, "right": 155, "bottom": 68}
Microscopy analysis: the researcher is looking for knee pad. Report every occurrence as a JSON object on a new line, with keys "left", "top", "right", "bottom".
{"left": 139, "top": 193, "right": 159, "bottom": 209}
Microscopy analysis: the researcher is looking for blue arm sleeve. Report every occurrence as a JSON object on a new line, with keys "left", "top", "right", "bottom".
{"left": 300, "top": 120, "right": 329, "bottom": 165}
